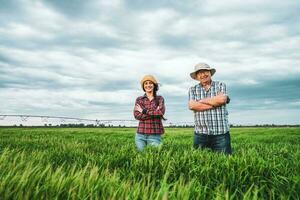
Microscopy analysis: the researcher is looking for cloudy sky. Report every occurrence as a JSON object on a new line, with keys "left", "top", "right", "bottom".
{"left": 0, "top": 0, "right": 300, "bottom": 125}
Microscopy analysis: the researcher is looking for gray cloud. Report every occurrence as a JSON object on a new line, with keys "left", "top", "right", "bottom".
{"left": 0, "top": 0, "right": 299, "bottom": 125}
{"left": 43, "top": 0, "right": 95, "bottom": 18}
{"left": 159, "top": 34, "right": 194, "bottom": 49}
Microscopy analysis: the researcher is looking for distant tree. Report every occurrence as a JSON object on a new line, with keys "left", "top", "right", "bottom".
{"left": 99, "top": 123, "right": 105, "bottom": 128}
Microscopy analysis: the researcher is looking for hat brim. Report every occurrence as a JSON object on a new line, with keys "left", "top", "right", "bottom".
{"left": 190, "top": 69, "right": 216, "bottom": 80}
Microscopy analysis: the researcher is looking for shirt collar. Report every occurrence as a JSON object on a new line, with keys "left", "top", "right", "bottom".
{"left": 198, "top": 80, "right": 215, "bottom": 87}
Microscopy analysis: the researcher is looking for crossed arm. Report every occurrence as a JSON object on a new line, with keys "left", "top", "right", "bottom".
{"left": 134, "top": 98, "right": 165, "bottom": 120}
{"left": 189, "top": 93, "right": 229, "bottom": 111}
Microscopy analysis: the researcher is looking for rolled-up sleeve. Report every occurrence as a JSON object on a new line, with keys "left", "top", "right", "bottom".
{"left": 219, "top": 82, "right": 228, "bottom": 96}
{"left": 189, "top": 87, "right": 196, "bottom": 101}
{"left": 219, "top": 82, "right": 230, "bottom": 104}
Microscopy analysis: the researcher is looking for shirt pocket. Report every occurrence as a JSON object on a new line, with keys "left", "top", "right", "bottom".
{"left": 195, "top": 95, "right": 201, "bottom": 101}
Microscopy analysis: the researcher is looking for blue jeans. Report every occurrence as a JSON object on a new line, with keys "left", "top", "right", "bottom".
{"left": 135, "top": 133, "right": 161, "bottom": 151}
{"left": 193, "top": 132, "right": 232, "bottom": 155}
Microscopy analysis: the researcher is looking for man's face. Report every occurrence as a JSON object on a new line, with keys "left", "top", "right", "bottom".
{"left": 196, "top": 70, "right": 212, "bottom": 84}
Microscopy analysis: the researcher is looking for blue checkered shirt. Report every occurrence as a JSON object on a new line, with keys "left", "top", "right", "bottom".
{"left": 189, "top": 81, "right": 229, "bottom": 135}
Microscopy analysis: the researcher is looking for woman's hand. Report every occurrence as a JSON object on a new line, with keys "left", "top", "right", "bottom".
{"left": 134, "top": 104, "right": 143, "bottom": 113}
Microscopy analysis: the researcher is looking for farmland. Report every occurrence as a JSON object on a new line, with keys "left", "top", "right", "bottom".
{"left": 0, "top": 127, "right": 299, "bottom": 199}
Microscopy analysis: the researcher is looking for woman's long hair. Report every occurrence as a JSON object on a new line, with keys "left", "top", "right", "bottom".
{"left": 153, "top": 84, "right": 166, "bottom": 120}
{"left": 153, "top": 84, "right": 159, "bottom": 107}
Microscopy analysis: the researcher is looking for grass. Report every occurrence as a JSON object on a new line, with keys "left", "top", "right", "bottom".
{"left": 0, "top": 127, "right": 299, "bottom": 199}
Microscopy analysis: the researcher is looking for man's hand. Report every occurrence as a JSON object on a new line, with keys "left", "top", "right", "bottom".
{"left": 214, "top": 92, "right": 228, "bottom": 103}
{"left": 189, "top": 100, "right": 213, "bottom": 111}
{"left": 188, "top": 100, "right": 198, "bottom": 110}
{"left": 200, "top": 92, "right": 228, "bottom": 107}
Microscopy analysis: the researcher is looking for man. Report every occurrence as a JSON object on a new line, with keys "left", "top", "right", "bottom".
{"left": 188, "top": 63, "right": 232, "bottom": 155}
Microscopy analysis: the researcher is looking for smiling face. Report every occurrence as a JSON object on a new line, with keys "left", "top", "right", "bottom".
{"left": 143, "top": 80, "right": 154, "bottom": 93}
{"left": 196, "top": 70, "right": 212, "bottom": 85}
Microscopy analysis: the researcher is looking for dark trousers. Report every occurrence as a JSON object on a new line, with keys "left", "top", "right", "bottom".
{"left": 193, "top": 132, "right": 232, "bottom": 155}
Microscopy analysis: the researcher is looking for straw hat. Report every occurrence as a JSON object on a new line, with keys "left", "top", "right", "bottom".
{"left": 190, "top": 63, "right": 216, "bottom": 80}
{"left": 140, "top": 75, "right": 158, "bottom": 89}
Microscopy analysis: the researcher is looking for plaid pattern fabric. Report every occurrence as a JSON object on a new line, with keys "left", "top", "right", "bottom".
{"left": 134, "top": 95, "right": 165, "bottom": 135}
{"left": 189, "top": 81, "right": 229, "bottom": 135}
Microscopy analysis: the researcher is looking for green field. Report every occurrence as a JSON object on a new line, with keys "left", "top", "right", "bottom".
{"left": 0, "top": 127, "right": 299, "bottom": 199}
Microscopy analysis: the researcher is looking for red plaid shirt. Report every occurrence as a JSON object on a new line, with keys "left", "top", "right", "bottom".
{"left": 134, "top": 94, "right": 165, "bottom": 135}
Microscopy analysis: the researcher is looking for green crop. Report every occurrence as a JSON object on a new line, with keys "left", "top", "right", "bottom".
{"left": 0, "top": 127, "right": 299, "bottom": 199}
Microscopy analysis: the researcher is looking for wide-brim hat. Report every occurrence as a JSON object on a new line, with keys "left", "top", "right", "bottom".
{"left": 190, "top": 63, "right": 216, "bottom": 80}
{"left": 140, "top": 75, "right": 158, "bottom": 89}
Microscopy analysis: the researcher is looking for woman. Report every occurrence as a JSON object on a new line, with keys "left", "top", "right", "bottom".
{"left": 133, "top": 75, "right": 166, "bottom": 151}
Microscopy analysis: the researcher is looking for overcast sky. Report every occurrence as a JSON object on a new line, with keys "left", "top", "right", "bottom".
{"left": 0, "top": 0, "right": 300, "bottom": 125}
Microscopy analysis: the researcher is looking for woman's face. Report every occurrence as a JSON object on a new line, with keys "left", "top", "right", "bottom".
{"left": 143, "top": 80, "right": 154, "bottom": 93}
